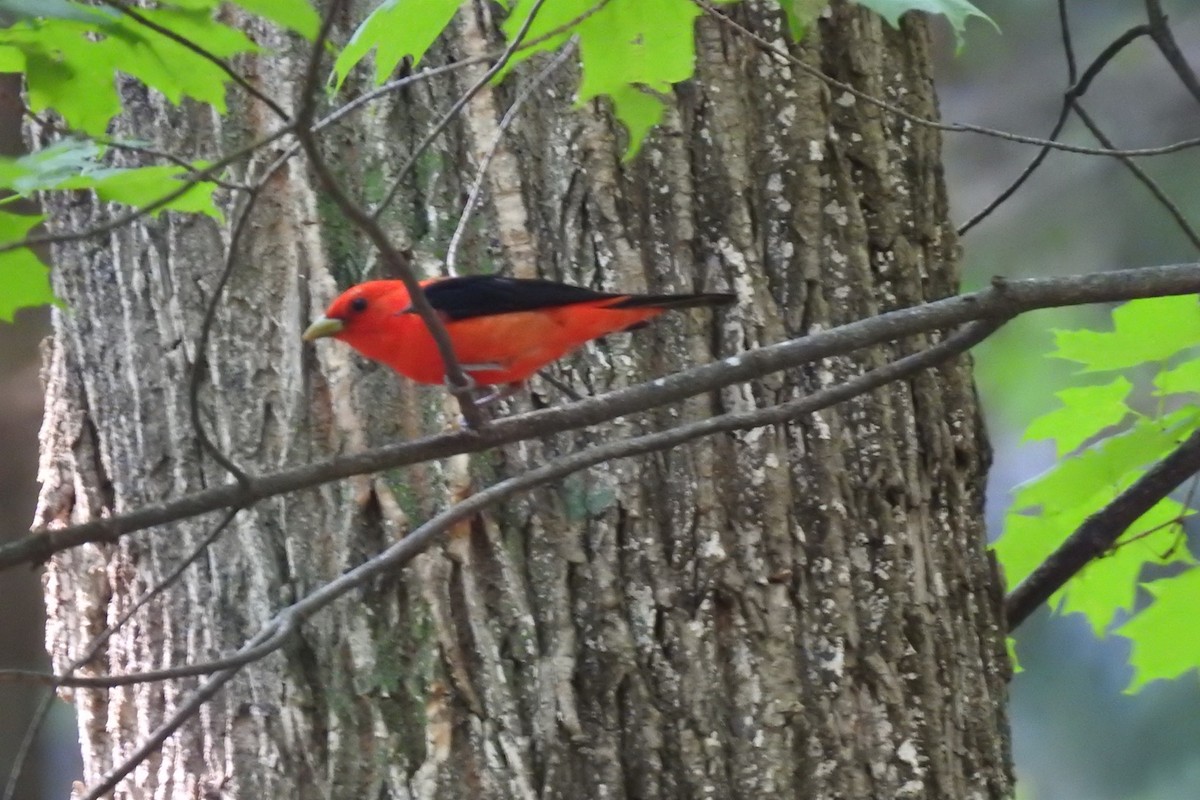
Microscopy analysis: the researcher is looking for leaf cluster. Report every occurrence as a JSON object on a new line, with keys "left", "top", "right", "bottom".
{"left": 996, "top": 295, "right": 1200, "bottom": 690}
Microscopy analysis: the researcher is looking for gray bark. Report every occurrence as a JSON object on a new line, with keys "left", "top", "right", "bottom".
{"left": 36, "top": 2, "right": 1011, "bottom": 798}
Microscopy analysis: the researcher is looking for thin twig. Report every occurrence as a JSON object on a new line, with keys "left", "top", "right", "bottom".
{"left": 188, "top": 189, "right": 260, "bottom": 486}
{"left": 70, "top": 3, "right": 350, "bottom": 796}
{"left": 446, "top": 41, "right": 576, "bottom": 274}
{"left": 294, "top": 11, "right": 488, "bottom": 428}
{"left": 0, "top": 123, "right": 294, "bottom": 256}
{"left": 6, "top": 263, "right": 1200, "bottom": 570}
{"left": 369, "top": 0, "right": 553, "bottom": 221}
{"left": 0, "top": 509, "right": 240, "bottom": 796}
{"left": 24, "top": 111, "right": 252, "bottom": 192}
{"left": 958, "top": 21, "right": 1152, "bottom": 236}
{"left": 1071, "top": 102, "right": 1200, "bottom": 250}
{"left": 0, "top": 692, "right": 52, "bottom": 800}
{"left": 77, "top": 621, "right": 296, "bottom": 800}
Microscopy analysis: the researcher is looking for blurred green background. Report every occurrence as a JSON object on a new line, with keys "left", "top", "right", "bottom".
{"left": 3, "top": 1, "right": 1200, "bottom": 797}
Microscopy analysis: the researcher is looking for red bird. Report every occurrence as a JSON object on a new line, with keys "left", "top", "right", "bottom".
{"left": 303, "top": 275, "right": 735, "bottom": 391}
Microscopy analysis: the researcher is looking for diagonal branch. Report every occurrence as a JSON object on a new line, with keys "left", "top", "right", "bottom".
{"left": 1006, "top": 428, "right": 1200, "bottom": 630}
{"left": 4, "top": 263, "right": 1200, "bottom": 571}
{"left": 1144, "top": 0, "right": 1200, "bottom": 105}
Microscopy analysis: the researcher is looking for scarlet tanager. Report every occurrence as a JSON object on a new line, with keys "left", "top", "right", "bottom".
{"left": 303, "top": 275, "right": 735, "bottom": 391}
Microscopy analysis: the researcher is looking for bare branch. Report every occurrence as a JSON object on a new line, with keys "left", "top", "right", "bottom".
{"left": 1144, "top": 0, "right": 1200, "bottom": 105}
{"left": 957, "top": 21, "right": 1152, "bottom": 236}
{"left": 5, "top": 263, "right": 1200, "bottom": 571}
{"left": 1070, "top": 103, "right": 1200, "bottom": 250}
{"left": 1006, "top": 428, "right": 1200, "bottom": 630}
{"left": 446, "top": 41, "right": 577, "bottom": 275}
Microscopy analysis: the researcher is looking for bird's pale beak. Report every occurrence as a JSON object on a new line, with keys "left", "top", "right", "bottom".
{"left": 302, "top": 316, "right": 345, "bottom": 341}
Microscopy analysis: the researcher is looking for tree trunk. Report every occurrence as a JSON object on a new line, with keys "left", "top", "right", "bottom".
{"left": 36, "top": 2, "right": 1012, "bottom": 798}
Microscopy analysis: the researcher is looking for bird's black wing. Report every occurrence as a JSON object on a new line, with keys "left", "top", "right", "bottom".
{"left": 421, "top": 275, "right": 622, "bottom": 321}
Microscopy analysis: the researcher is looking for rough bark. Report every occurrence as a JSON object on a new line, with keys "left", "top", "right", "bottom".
{"left": 36, "top": 2, "right": 1011, "bottom": 798}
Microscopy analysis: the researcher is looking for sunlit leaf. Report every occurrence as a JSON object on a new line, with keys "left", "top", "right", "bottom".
{"left": 332, "top": 0, "right": 461, "bottom": 90}
{"left": 0, "top": 141, "right": 220, "bottom": 219}
{"left": 1052, "top": 295, "right": 1200, "bottom": 372}
{"left": 1023, "top": 376, "right": 1132, "bottom": 457}
{"left": 1154, "top": 356, "right": 1200, "bottom": 398}
{"left": 63, "top": 165, "right": 222, "bottom": 219}
{"left": 0, "top": 211, "right": 54, "bottom": 321}
{"left": 1010, "top": 409, "right": 1198, "bottom": 515}
{"left": 854, "top": 0, "right": 995, "bottom": 48}
{"left": 232, "top": 0, "right": 319, "bottom": 39}
{"left": 0, "top": 139, "right": 102, "bottom": 194}
{"left": 772, "top": 0, "right": 826, "bottom": 39}
{"left": 1119, "top": 567, "right": 1200, "bottom": 691}
{"left": 1056, "top": 497, "right": 1191, "bottom": 634}
{"left": 605, "top": 85, "right": 666, "bottom": 160}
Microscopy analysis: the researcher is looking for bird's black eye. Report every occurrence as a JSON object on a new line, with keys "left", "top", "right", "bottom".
{"left": 350, "top": 296, "right": 368, "bottom": 313}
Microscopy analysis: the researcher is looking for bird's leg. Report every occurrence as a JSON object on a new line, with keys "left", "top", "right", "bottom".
{"left": 443, "top": 372, "right": 486, "bottom": 430}
{"left": 474, "top": 381, "right": 525, "bottom": 407}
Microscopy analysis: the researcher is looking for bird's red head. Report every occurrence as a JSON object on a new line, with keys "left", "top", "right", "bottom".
{"left": 302, "top": 280, "right": 414, "bottom": 362}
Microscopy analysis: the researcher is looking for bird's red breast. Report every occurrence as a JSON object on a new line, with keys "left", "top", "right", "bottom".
{"left": 303, "top": 275, "right": 735, "bottom": 386}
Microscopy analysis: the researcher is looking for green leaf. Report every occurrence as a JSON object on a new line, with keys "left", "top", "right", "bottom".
{"left": 0, "top": 139, "right": 102, "bottom": 194}
{"left": 1006, "top": 637, "right": 1022, "bottom": 674}
{"left": 500, "top": 0, "right": 591, "bottom": 68}
{"left": 0, "top": 141, "right": 221, "bottom": 219}
{"left": 64, "top": 165, "right": 222, "bottom": 219}
{"left": 502, "top": 0, "right": 702, "bottom": 156}
{"left": 606, "top": 85, "right": 666, "bottom": 160}
{"left": 332, "top": 0, "right": 461, "bottom": 90}
{"left": 1119, "top": 567, "right": 1200, "bottom": 691}
{"left": 1154, "top": 356, "right": 1200, "bottom": 398}
{"left": 773, "top": 0, "right": 826, "bottom": 40}
{"left": 0, "top": 45, "right": 24, "bottom": 71}
{"left": 0, "top": 211, "right": 54, "bottom": 321}
{"left": 997, "top": 408, "right": 1198, "bottom": 586}
{"left": 1051, "top": 295, "right": 1200, "bottom": 372}
{"left": 109, "top": 7, "right": 258, "bottom": 111}
{"left": 231, "top": 0, "right": 319, "bottom": 39}
{"left": 1010, "top": 409, "right": 1198, "bottom": 516}
{"left": 854, "top": 0, "right": 995, "bottom": 48}
{"left": 22, "top": 45, "right": 122, "bottom": 137}
{"left": 1023, "top": 376, "right": 1132, "bottom": 457}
